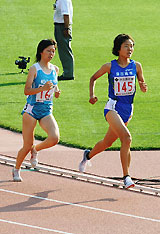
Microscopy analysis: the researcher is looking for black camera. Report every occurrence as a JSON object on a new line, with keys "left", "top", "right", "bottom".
{"left": 15, "top": 56, "right": 30, "bottom": 73}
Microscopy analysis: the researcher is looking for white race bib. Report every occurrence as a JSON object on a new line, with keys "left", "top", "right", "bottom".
{"left": 36, "top": 85, "right": 56, "bottom": 102}
{"left": 114, "top": 76, "right": 135, "bottom": 96}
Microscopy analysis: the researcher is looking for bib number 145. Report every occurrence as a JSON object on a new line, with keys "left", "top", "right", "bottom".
{"left": 114, "top": 76, "right": 135, "bottom": 96}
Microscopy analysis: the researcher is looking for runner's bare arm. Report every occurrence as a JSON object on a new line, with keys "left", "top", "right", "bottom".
{"left": 55, "top": 85, "right": 61, "bottom": 98}
{"left": 54, "top": 65, "right": 59, "bottom": 76}
{"left": 136, "top": 62, "right": 148, "bottom": 93}
{"left": 89, "top": 63, "right": 111, "bottom": 104}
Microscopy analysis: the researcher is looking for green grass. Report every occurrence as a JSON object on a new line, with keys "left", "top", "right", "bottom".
{"left": 0, "top": 0, "right": 159, "bottom": 150}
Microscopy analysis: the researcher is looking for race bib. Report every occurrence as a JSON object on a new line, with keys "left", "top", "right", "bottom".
{"left": 36, "top": 85, "right": 56, "bottom": 102}
{"left": 114, "top": 76, "right": 135, "bottom": 96}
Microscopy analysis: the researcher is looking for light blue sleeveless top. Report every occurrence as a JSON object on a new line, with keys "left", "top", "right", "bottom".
{"left": 27, "top": 63, "right": 58, "bottom": 105}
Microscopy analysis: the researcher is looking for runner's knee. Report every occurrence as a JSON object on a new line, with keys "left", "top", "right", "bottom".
{"left": 120, "top": 132, "right": 132, "bottom": 146}
{"left": 48, "top": 133, "right": 60, "bottom": 146}
{"left": 22, "top": 143, "right": 33, "bottom": 154}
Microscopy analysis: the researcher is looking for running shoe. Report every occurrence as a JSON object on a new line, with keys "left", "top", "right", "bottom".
{"left": 12, "top": 167, "right": 22, "bottom": 182}
{"left": 30, "top": 146, "right": 38, "bottom": 168}
{"left": 79, "top": 149, "right": 91, "bottom": 172}
{"left": 124, "top": 176, "right": 135, "bottom": 189}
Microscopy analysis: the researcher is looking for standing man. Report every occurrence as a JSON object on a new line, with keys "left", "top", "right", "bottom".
{"left": 53, "top": 0, "right": 74, "bottom": 81}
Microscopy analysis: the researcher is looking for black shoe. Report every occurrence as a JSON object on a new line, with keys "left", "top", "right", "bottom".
{"left": 58, "top": 75, "right": 74, "bottom": 81}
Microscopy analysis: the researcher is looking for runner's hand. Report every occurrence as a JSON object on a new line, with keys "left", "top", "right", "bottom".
{"left": 55, "top": 90, "right": 61, "bottom": 98}
{"left": 139, "top": 81, "right": 148, "bottom": 92}
{"left": 43, "top": 81, "right": 53, "bottom": 91}
{"left": 89, "top": 96, "right": 98, "bottom": 104}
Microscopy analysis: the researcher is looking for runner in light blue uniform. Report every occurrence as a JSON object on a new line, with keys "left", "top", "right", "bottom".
{"left": 79, "top": 34, "right": 148, "bottom": 189}
{"left": 13, "top": 39, "right": 61, "bottom": 182}
{"left": 22, "top": 62, "right": 58, "bottom": 120}
{"left": 104, "top": 59, "right": 137, "bottom": 123}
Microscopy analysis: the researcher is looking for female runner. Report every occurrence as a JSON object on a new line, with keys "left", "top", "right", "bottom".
{"left": 13, "top": 39, "right": 61, "bottom": 181}
{"left": 79, "top": 34, "right": 148, "bottom": 189}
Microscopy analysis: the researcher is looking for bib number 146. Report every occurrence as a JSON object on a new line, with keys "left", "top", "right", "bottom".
{"left": 36, "top": 85, "right": 56, "bottom": 102}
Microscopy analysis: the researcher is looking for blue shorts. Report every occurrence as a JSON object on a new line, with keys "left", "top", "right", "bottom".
{"left": 22, "top": 103, "right": 53, "bottom": 120}
{"left": 104, "top": 98, "right": 133, "bottom": 123}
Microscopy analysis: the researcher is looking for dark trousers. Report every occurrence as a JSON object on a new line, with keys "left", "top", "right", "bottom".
{"left": 54, "top": 23, "right": 74, "bottom": 78}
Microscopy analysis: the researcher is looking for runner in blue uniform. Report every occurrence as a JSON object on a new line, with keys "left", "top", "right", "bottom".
{"left": 13, "top": 39, "right": 61, "bottom": 182}
{"left": 79, "top": 34, "right": 148, "bottom": 189}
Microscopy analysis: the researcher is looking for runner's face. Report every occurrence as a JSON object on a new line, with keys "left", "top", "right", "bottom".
{"left": 119, "top": 39, "right": 134, "bottom": 58}
{"left": 41, "top": 45, "right": 56, "bottom": 62}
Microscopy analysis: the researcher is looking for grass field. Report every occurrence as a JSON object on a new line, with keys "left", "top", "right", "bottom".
{"left": 0, "top": 0, "right": 159, "bottom": 150}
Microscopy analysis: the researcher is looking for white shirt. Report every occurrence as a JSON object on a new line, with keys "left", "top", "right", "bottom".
{"left": 54, "top": 0, "right": 73, "bottom": 24}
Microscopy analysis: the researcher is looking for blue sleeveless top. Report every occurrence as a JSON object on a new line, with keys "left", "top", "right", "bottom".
{"left": 108, "top": 59, "right": 137, "bottom": 104}
{"left": 27, "top": 63, "right": 58, "bottom": 105}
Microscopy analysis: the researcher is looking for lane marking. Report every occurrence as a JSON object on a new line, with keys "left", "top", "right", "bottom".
{"left": 0, "top": 218, "right": 74, "bottom": 234}
{"left": 0, "top": 188, "right": 160, "bottom": 223}
{"left": 1, "top": 155, "right": 160, "bottom": 196}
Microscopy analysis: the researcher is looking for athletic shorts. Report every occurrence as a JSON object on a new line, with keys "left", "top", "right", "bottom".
{"left": 21, "top": 103, "right": 53, "bottom": 120}
{"left": 104, "top": 98, "right": 133, "bottom": 123}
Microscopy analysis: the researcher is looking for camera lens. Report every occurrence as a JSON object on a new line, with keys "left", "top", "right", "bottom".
{"left": 15, "top": 60, "right": 19, "bottom": 65}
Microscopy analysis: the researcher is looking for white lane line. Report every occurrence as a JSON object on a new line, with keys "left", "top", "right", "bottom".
{"left": 0, "top": 188, "right": 160, "bottom": 223}
{"left": 0, "top": 218, "right": 75, "bottom": 234}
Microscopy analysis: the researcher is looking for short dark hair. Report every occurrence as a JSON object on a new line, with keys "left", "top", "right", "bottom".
{"left": 112, "top": 34, "right": 135, "bottom": 56}
{"left": 36, "top": 39, "right": 57, "bottom": 62}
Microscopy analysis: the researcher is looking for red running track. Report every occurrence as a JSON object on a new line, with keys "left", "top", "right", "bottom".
{"left": 0, "top": 128, "right": 160, "bottom": 234}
